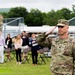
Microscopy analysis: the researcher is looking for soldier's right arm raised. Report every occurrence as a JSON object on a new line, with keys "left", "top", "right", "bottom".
{"left": 36, "top": 33, "right": 52, "bottom": 48}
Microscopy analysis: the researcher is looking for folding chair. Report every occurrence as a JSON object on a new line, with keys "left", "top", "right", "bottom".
{"left": 43, "top": 47, "right": 49, "bottom": 52}
{"left": 27, "top": 47, "right": 31, "bottom": 60}
{"left": 4, "top": 48, "right": 11, "bottom": 62}
{"left": 22, "top": 47, "right": 30, "bottom": 63}
{"left": 10, "top": 47, "right": 15, "bottom": 60}
{"left": 43, "top": 47, "right": 49, "bottom": 61}
{"left": 38, "top": 49, "right": 46, "bottom": 64}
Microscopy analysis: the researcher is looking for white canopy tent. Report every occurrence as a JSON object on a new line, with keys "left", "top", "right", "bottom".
{"left": 3, "top": 25, "right": 75, "bottom": 33}
{"left": 2, "top": 25, "right": 75, "bottom": 38}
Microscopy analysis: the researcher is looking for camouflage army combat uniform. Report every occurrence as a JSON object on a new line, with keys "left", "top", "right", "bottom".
{"left": 36, "top": 33, "right": 75, "bottom": 75}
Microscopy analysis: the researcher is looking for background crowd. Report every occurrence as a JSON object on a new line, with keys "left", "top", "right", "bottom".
{"left": 0, "top": 30, "right": 49, "bottom": 65}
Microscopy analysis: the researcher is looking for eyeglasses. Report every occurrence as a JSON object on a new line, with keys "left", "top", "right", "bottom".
{"left": 58, "top": 26, "right": 64, "bottom": 28}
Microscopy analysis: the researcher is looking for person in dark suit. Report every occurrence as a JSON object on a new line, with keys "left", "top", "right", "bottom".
{"left": 5, "top": 34, "right": 12, "bottom": 49}
{"left": 21, "top": 31, "right": 29, "bottom": 60}
{"left": 30, "top": 33, "right": 41, "bottom": 65}
{"left": 5, "top": 34, "right": 12, "bottom": 60}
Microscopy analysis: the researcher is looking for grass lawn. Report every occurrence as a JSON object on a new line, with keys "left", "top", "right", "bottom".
{"left": 0, "top": 54, "right": 52, "bottom": 75}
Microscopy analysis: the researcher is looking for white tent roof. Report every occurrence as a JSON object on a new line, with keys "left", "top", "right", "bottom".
{"left": 3, "top": 25, "right": 75, "bottom": 33}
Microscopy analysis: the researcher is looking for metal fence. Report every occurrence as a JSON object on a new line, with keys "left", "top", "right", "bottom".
{"left": 2, "top": 17, "right": 25, "bottom": 38}
{"left": 68, "top": 17, "right": 75, "bottom": 26}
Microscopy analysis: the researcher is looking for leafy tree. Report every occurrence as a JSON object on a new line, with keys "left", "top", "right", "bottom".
{"left": 1, "top": 6, "right": 75, "bottom": 26}
{"left": 26, "top": 9, "right": 44, "bottom": 26}
{"left": 7, "top": 7, "right": 28, "bottom": 24}
{"left": 44, "top": 8, "right": 72, "bottom": 26}
{"left": 60, "top": 8, "right": 71, "bottom": 20}
{"left": 41, "top": 12, "right": 47, "bottom": 25}
{"left": 44, "top": 10, "right": 58, "bottom": 26}
{"left": 8, "top": 7, "right": 28, "bottom": 17}
{"left": 1, "top": 12, "right": 8, "bottom": 18}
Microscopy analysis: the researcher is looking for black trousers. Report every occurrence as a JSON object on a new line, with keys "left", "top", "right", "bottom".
{"left": 31, "top": 50, "right": 38, "bottom": 64}
{"left": 15, "top": 48, "right": 22, "bottom": 62}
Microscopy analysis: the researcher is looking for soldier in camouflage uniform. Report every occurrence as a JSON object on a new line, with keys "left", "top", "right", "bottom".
{"left": 36, "top": 19, "right": 75, "bottom": 75}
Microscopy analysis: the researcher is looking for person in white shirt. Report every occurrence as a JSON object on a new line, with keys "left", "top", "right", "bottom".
{"left": 14, "top": 34, "right": 22, "bottom": 65}
{"left": 0, "top": 31, "right": 5, "bottom": 63}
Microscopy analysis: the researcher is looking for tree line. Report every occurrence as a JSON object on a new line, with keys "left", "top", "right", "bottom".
{"left": 0, "top": 5, "right": 75, "bottom": 26}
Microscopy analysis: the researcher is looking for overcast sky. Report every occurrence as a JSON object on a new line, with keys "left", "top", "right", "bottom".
{"left": 0, "top": 0, "right": 75, "bottom": 12}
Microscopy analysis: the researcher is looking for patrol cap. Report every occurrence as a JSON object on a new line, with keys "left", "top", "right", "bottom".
{"left": 57, "top": 19, "right": 69, "bottom": 26}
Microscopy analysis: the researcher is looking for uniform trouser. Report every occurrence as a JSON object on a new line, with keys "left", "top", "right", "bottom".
{"left": 0, "top": 46, "right": 4, "bottom": 63}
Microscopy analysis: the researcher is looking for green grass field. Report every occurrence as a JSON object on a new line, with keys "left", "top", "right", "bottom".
{"left": 0, "top": 54, "right": 52, "bottom": 75}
